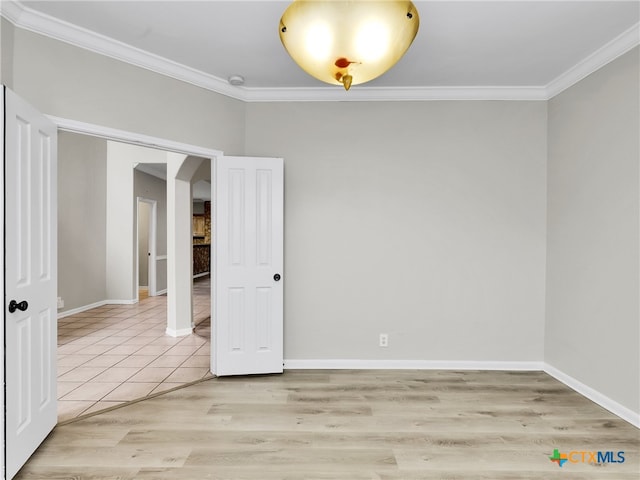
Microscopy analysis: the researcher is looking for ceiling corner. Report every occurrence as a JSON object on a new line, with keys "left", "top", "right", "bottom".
{"left": 545, "top": 22, "right": 640, "bottom": 100}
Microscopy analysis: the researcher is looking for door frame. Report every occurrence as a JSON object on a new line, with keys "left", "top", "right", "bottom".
{"left": 0, "top": 112, "right": 224, "bottom": 475}
{"left": 1, "top": 86, "right": 6, "bottom": 479}
{"left": 47, "top": 115, "right": 222, "bottom": 366}
{"left": 136, "top": 197, "right": 157, "bottom": 299}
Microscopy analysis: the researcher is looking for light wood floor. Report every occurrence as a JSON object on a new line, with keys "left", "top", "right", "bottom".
{"left": 16, "top": 370, "right": 639, "bottom": 479}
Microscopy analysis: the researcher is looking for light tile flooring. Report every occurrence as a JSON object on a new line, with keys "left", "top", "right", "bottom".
{"left": 57, "top": 277, "right": 212, "bottom": 423}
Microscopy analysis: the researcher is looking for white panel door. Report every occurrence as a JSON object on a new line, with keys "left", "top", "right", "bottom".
{"left": 214, "top": 156, "right": 283, "bottom": 376}
{"left": 4, "top": 87, "right": 58, "bottom": 479}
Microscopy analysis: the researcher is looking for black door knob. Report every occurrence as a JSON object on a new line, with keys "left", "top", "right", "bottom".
{"left": 9, "top": 300, "right": 28, "bottom": 313}
{"left": 273, "top": 273, "right": 281, "bottom": 282}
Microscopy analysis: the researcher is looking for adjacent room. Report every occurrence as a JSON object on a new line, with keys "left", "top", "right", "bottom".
{"left": 1, "top": 0, "right": 638, "bottom": 478}
{"left": 55, "top": 134, "right": 214, "bottom": 422}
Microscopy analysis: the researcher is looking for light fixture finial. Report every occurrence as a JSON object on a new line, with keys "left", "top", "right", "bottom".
{"left": 342, "top": 75, "right": 353, "bottom": 91}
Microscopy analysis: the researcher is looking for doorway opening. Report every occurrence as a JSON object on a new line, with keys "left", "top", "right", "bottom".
{"left": 137, "top": 197, "right": 156, "bottom": 300}
{"left": 56, "top": 130, "right": 218, "bottom": 422}
{"left": 191, "top": 188, "right": 212, "bottom": 339}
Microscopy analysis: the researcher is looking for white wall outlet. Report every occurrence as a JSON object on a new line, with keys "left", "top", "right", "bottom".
{"left": 379, "top": 333, "right": 388, "bottom": 347}
{"left": 57, "top": 297, "right": 64, "bottom": 309}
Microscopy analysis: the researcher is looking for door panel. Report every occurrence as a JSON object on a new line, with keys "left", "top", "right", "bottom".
{"left": 4, "top": 87, "right": 58, "bottom": 479}
{"left": 214, "top": 156, "right": 283, "bottom": 376}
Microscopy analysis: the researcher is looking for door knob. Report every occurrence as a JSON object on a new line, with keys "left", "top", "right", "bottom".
{"left": 8, "top": 300, "right": 28, "bottom": 313}
{"left": 273, "top": 273, "right": 281, "bottom": 282}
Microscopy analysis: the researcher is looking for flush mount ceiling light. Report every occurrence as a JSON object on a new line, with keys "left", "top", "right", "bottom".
{"left": 279, "top": 0, "right": 419, "bottom": 91}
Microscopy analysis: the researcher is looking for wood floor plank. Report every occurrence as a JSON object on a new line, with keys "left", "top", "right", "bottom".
{"left": 132, "top": 471, "right": 640, "bottom": 480}
{"left": 14, "top": 370, "right": 639, "bottom": 479}
{"left": 118, "top": 429, "right": 634, "bottom": 450}
{"left": 41, "top": 423, "right": 132, "bottom": 447}
{"left": 11, "top": 466, "right": 140, "bottom": 480}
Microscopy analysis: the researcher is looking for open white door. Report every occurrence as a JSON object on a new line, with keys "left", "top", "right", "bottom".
{"left": 3, "top": 87, "right": 58, "bottom": 478}
{"left": 214, "top": 156, "right": 283, "bottom": 376}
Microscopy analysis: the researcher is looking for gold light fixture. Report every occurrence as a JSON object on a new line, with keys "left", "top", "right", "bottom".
{"left": 279, "top": 0, "right": 419, "bottom": 91}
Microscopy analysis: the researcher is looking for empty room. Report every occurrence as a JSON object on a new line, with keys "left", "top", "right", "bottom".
{"left": 1, "top": 1, "right": 638, "bottom": 478}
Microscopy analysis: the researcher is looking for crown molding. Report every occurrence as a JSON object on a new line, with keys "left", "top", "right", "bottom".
{"left": 546, "top": 22, "right": 640, "bottom": 99}
{"left": 2, "top": 1, "right": 638, "bottom": 102}
{"left": 243, "top": 85, "right": 549, "bottom": 102}
{"left": 1, "top": 0, "right": 246, "bottom": 101}
{"left": 0, "top": 0, "right": 21, "bottom": 23}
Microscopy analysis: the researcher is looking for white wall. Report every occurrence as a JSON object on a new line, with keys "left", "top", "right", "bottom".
{"left": 165, "top": 153, "right": 202, "bottom": 336}
{"left": 11, "top": 28, "right": 246, "bottom": 154}
{"left": 58, "top": 131, "right": 107, "bottom": 312}
{"left": 0, "top": 18, "right": 14, "bottom": 88}
{"left": 546, "top": 48, "right": 639, "bottom": 417}
{"left": 106, "top": 141, "right": 173, "bottom": 302}
{"left": 246, "top": 101, "right": 548, "bottom": 363}
{"left": 6, "top": 18, "right": 638, "bottom": 423}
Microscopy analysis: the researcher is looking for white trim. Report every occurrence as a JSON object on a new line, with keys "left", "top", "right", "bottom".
{"left": 284, "top": 359, "right": 639, "bottom": 427}
{"left": 44, "top": 116, "right": 220, "bottom": 368}
{"left": 136, "top": 197, "right": 157, "bottom": 297}
{"left": 244, "top": 85, "right": 548, "bottom": 102}
{"left": 57, "top": 300, "right": 108, "bottom": 319}
{"left": 544, "top": 363, "right": 640, "bottom": 429}
{"left": 156, "top": 289, "right": 167, "bottom": 296}
{"left": 284, "top": 359, "right": 544, "bottom": 371}
{"left": 3, "top": 1, "right": 636, "bottom": 102}
{"left": 46, "top": 116, "right": 223, "bottom": 159}
{"left": 166, "top": 327, "right": 193, "bottom": 338}
{"left": 1, "top": 88, "right": 7, "bottom": 474}
{"left": 57, "top": 296, "right": 151, "bottom": 318}
{"left": 0, "top": 0, "right": 21, "bottom": 23}
{"left": 193, "top": 272, "right": 210, "bottom": 279}
{"left": 0, "top": 0, "right": 245, "bottom": 101}
{"left": 105, "top": 298, "right": 137, "bottom": 305}
{"left": 148, "top": 201, "right": 157, "bottom": 296}
{"left": 546, "top": 22, "right": 640, "bottom": 99}
{"left": 156, "top": 255, "right": 168, "bottom": 261}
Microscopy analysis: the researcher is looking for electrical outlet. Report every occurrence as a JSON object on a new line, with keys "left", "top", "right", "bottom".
{"left": 379, "top": 333, "right": 388, "bottom": 347}
{"left": 57, "top": 297, "right": 64, "bottom": 309}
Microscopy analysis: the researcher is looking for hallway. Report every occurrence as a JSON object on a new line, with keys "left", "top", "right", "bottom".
{"left": 57, "top": 277, "right": 212, "bottom": 422}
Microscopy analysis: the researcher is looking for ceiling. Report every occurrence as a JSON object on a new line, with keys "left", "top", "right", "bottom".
{"left": 135, "top": 163, "right": 212, "bottom": 201}
{"left": 5, "top": 1, "right": 640, "bottom": 101}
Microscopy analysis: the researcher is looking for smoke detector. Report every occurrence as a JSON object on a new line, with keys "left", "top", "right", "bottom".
{"left": 228, "top": 75, "right": 245, "bottom": 86}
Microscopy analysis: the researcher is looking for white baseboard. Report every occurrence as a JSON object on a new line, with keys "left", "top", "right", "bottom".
{"left": 57, "top": 300, "right": 108, "bottom": 319}
{"left": 193, "top": 272, "right": 210, "bottom": 279}
{"left": 284, "top": 359, "right": 544, "bottom": 371}
{"left": 155, "top": 289, "right": 167, "bottom": 296}
{"left": 106, "top": 299, "right": 137, "bottom": 305}
{"left": 283, "top": 359, "right": 638, "bottom": 428}
{"left": 57, "top": 298, "right": 140, "bottom": 319}
{"left": 544, "top": 363, "right": 640, "bottom": 428}
{"left": 166, "top": 327, "right": 193, "bottom": 337}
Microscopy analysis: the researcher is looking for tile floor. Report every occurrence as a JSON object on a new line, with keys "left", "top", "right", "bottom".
{"left": 57, "top": 276, "right": 212, "bottom": 423}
